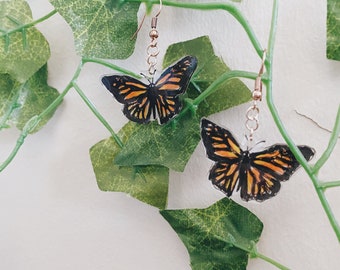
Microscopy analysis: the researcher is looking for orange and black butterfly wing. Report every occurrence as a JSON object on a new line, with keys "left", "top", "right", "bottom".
{"left": 101, "top": 75, "right": 154, "bottom": 124}
{"left": 154, "top": 55, "right": 198, "bottom": 124}
{"left": 208, "top": 162, "right": 241, "bottom": 197}
{"left": 239, "top": 144, "right": 315, "bottom": 201}
{"left": 201, "top": 119, "right": 316, "bottom": 201}
{"left": 201, "top": 118, "right": 243, "bottom": 197}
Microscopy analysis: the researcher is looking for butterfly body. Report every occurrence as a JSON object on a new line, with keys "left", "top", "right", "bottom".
{"left": 201, "top": 118, "right": 315, "bottom": 201}
{"left": 102, "top": 55, "right": 197, "bottom": 124}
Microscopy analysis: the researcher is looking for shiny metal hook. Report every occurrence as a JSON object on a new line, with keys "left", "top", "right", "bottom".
{"left": 131, "top": 0, "right": 162, "bottom": 39}
{"left": 154, "top": 0, "right": 163, "bottom": 18}
{"left": 245, "top": 49, "right": 267, "bottom": 142}
{"left": 258, "top": 49, "right": 266, "bottom": 77}
{"left": 253, "top": 49, "right": 267, "bottom": 101}
{"left": 150, "top": 0, "right": 162, "bottom": 29}
{"left": 131, "top": 12, "right": 146, "bottom": 40}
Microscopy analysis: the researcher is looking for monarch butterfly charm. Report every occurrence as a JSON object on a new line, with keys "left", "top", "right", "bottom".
{"left": 102, "top": 55, "right": 198, "bottom": 125}
{"left": 201, "top": 119, "right": 315, "bottom": 202}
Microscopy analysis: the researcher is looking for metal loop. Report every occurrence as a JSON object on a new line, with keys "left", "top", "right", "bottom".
{"left": 147, "top": 56, "right": 157, "bottom": 66}
{"left": 146, "top": 40, "right": 159, "bottom": 76}
{"left": 245, "top": 104, "right": 260, "bottom": 142}
{"left": 246, "top": 105, "right": 259, "bottom": 121}
{"left": 148, "top": 66, "right": 157, "bottom": 75}
{"left": 145, "top": 0, "right": 162, "bottom": 77}
{"left": 147, "top": 44, "right": 159, "bottom": 56}
{"left": 243, "top": 49, "right": 266, "bottom": 143}
{"left": 245, "top": 119, "right": 259, "bottom": 132}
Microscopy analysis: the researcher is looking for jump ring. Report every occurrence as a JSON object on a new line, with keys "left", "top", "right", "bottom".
{"left": 245, "top": 119, "right": 259, "bottom": 132}
{"left": 246, "top": 106, "right": 259, "bottom": 121}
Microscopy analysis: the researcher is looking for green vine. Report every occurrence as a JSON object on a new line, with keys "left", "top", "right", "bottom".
{"left": 0, "top": 10, "right": 57, "bottom": 51}
{"left": 263, "top": 0, "right": 340, "bottom": 242}
{"left": 1, "top": 0, "right": 339, "bottom": 269}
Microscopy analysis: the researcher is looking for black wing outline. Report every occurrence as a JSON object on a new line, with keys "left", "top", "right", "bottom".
{"left": 154, "top": 55, "right": 197, "bottom": 124}
{"left": 102, "top": 55, "right": 197, "bottom": 124}
{"left": 201, "top": 118, "right": 315, "bottom": 201}
{"left": 240, "top": 144, "right": 315, "bottom": 201}
{"left": 201, "top": 118, "right": 243, "bottom": 197}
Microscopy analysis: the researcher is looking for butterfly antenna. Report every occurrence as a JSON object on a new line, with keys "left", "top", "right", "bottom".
{"left": 140, "top": 72, "right": 154, "bottom": 84}
{"left": 243, "top": 133, "right": 266, "bottom": 151}
{"left": 255, "top": 139, "right": 266, "bottom": 146}
{"left": 248, "top": 139, "right": 266, "bottom": 152}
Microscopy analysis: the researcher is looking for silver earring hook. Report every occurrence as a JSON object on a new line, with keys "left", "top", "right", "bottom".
{"left": 245, "top": 49, "right": 267, "bottom": 142}
{"left": 154, "top": 0, "right": 162, "bottom": 18}
{"left": 253, "top": 49, "right": 267, "bottom": 101}
{"left": 131, "top": 0, "right": 162, "bottom": 39}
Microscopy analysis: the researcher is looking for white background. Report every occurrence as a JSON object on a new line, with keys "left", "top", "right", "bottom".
{"left": 1, "top": 0, "right": 340, "bottom": 269}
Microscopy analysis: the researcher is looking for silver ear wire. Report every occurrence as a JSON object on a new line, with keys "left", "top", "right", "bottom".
{"left": 147, "top": 0, "right": 162, "bottom": 76}
{"left": 245, "top": 49, "right": 266, "bottom": 142}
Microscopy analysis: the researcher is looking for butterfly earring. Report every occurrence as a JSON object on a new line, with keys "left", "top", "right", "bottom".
{"left": 102, "top": 0, "right": 198, "bottom": 125}
{"left": 201, "top": 50, "right": 315, "bottom": 202}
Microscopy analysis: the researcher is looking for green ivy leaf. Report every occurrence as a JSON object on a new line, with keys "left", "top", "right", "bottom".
{"left": 327, "top": 0, "right": 340, "bottom": 60}
{"left": 114, "top": 36, "right": 250, "bottom": 172}
{"left": 0, "top": 65, "right": 60, "bottom": 132}
{"left": 160, "top": 198, "right": 263, "bottom": 270}
{"left": 163, "top": 36, "right": 251, "bottom": 117}
{"left": 89, "top": 122, "right": 169, "bottom": 209}
{"left": 114, "top": 107, "right": 200, "bottom": 172}
{"left": 0, "top": 0, "right": 50, "bottom": 82}
{"left": 50, "top": 0, "right": 139, "bottom": 58}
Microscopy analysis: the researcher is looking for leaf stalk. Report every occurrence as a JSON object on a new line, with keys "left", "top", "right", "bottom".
{"left": 0, "top": 10, "right": 57, "bottom": 38}
{"left": 72, "top": 81, "right": 124, "bottom": 148}
{"left": 255, "top": 252, "right": 290, "bottom": 270}
{"left": 82, "top": 58, "right": 142, "bottom": 78}
{"left": 214, "top": 235, "right": 290, "bottom": 270}
{"left": 319, "top": 180, "right": 340, "bottom": 190}
{"left": 192, "top": 70, "right": 258, "bottom": 107}
{"left": 0, "top": 84, "right": 70, "bottom": 172}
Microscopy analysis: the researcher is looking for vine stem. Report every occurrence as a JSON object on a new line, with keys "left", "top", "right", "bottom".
{"left": 192, "top": 70, "right": 259, "bottom": 107}
{"left": 255, "top": 252, "right": 290, "bottom": 270}
{"left": 72, "top": 81, "right": 124, "bottom": 148}
{"left": 0, "top": 10, "right": 57, "bottom": 38}
{"left": 0, "top": 85, "right": 23, "bottom": 130}
{"left": 215, "top": 235, "right": 290, "bottom": 270}
{"left": 82, "top": 58, "right": 142, "bottom": 78}
{"left": 73, "top": 59, "right": 146, "bottom": 180}
{"left": 127, "top": 0, "right": 264, "bottom": 58}
{"left": 0, "top": 85, "right": 69, "bottom": 172}
{"left": 319, "top": 180, "right": 340, "bottom": 190}
{"left": 265, "top": 0, "right": 340, "bottom": 241}
{"left": 0, "top": 57, "right": 140, "bottom": 172}
{"left": 312, "top": 105, "right": 340, "bottom": 174}
{"left": 0, "top": 53, "right": 150, "bottom": 174}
